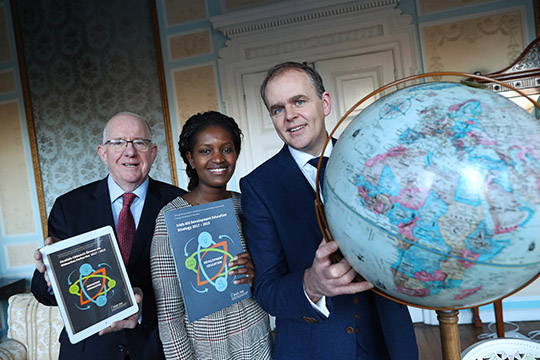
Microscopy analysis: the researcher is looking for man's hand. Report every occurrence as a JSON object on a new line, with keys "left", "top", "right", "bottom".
{"left": 303, "top": 239, "right": 373, "bottom": 303}
{"left": 228, "top": 252, "right": 255, "bottom": 287}
{"left": 34, "top": 237, "right": 59, "bottom": 288}
{"left": 99, "top": 287, "right": 143, "bottom": 336}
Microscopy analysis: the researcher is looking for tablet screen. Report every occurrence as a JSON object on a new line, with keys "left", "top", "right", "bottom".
{"left": 41, "top": 226, "right": 138, "bottom": 343}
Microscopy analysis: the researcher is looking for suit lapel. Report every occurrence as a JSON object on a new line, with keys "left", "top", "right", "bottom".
{"left": 128, "top": 178, "right": 161, "bottom": 269}
{"left": 275, "top": 146, "right": 323, "bottom": 238}
{"left": 90, "top": 178, "right": 115, "bottom": 229}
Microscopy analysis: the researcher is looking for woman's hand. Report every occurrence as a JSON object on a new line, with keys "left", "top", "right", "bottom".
{"left": 228, "top": 252, "right": 255, "bottom": 287}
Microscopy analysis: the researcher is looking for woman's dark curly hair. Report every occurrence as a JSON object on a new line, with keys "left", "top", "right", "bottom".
{"left": 178, "top": 111, "right": 243, "bottom": 191}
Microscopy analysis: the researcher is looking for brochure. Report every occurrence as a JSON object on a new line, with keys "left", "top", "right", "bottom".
{"left": 164, "top": 198, "right": 251, "bottom": 322}
{"left": 40, "top": 226, "right": 138, "bottom": 344}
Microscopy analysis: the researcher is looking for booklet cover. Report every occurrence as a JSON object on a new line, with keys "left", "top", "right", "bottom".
{"left": 164, "top": 198, "right": 251, "bottom": 322}
{"left": 40, "top": 226, "right": 138, "bottom": 344}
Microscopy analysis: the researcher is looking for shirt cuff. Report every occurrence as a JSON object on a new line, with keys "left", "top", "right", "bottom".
{"left": 303, "top": 284, "right": 330, "bottom": 318}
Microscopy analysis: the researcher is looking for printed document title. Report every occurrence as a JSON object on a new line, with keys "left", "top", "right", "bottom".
{"left": 176, "top": 213, "right": 228, "bottom": 232}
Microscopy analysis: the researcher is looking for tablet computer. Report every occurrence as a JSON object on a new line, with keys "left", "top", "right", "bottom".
{"left": 40, "top": 225, "right": 138, "bottom": 344}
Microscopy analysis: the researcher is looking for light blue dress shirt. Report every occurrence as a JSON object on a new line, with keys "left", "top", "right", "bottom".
{"left": 107, "top": 176, "right": 149, "bottom": 230}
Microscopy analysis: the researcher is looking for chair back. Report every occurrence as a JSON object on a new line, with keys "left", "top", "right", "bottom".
{"left": 461, "top": 338, "right": 540, "bottom": 360}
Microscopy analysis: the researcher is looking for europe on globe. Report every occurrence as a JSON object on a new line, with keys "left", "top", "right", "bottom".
{"left": 324, "top": 81, "right": 540, "bottom": 309}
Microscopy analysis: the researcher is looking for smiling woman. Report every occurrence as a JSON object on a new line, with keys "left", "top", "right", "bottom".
{"left": 150, "top": 110, "right": 273, "bottom": 359}
{"left": 178, "top": 111, "right": 243, "bottom": 193}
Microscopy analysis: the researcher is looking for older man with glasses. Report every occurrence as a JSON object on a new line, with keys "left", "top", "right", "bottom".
{"left": 32, "top": 112, "right": 185, "bottom": 360}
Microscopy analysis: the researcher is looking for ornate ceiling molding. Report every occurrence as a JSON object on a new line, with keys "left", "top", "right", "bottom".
{"left": 211, "top": 0, "right": 398, "bottom": 38}
{"left": 244, "top": 25, "right": 384, "bottom": 59}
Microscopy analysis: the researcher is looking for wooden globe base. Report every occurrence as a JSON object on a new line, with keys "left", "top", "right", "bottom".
{"left": 437, "top": 310, "right": 461, "bottom": 360}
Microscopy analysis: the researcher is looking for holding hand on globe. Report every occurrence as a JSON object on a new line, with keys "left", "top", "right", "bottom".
{"left": 303, "top": 237, "right": 374, "bottom": 303}
{"left": 323, "top": 80, "right": 540, "bottom": 310}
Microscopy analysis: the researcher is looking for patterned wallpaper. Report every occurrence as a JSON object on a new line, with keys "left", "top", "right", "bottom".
{"left": 0, "top": 4, "right": 9, "bottom": 61}
{"left": 15, "top": 0, "right": 173, "bottom": 215}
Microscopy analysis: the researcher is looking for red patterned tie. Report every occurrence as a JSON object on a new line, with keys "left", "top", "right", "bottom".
{"left": 117, "top": 193, "right": 136, "bottom": 265}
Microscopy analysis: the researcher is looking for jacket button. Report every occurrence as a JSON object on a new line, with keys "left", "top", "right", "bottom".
{"left": 353, "top": 298, "right": 359, "bottom": 304}
{"left": 346, "top": 326, "right": 354, "bottom": 334}
{"left": 302, "top": 316, "right": 317, "bottom": 323}
{"left": 355, "top": 313, "right": 360, "bottom": 319}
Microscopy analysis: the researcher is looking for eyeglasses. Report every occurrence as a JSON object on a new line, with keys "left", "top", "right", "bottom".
{"left": 104, "top": 139, "right": 152, "bottom": 151}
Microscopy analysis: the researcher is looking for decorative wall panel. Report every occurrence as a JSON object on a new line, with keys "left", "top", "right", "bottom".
{"left": 5, "top": 242, "right": 38, "bottom": 267}
{"left": 418, "top": 0, "right": 494, "bottom": 14}
{"left": 169, "top": 30, "right": 211, "bottom": 60}
{"left": 15, "top": 0, "right": 172, "bottom": 215}
{"left": 164, "top": 0, "right": 206, "bottom": 26}
{"left": 422, "top": 10, "right": 524, "bottom": 78}
{"left": 0, "top": 101, "right": 35, "bottom": 235}
{"left": 225, "top": 0, "right": 285, "bottom": 10}
{"left": 172, "top": 64, "right": 219, "bottom": 129}
{"left": 0, "top": 69, "right": 15, "bottom": 94}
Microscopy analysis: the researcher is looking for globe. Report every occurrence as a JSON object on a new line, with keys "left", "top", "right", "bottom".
{"left": 324, "top": 81, "right": 540, "bottom": 309}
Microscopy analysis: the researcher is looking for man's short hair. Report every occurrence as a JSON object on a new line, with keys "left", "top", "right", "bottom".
{"left": 260, "top": 61, "right": 326, "bottom": 110}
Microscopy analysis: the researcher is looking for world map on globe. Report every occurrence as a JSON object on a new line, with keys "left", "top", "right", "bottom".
{"left": 324, "top": 81, "right": 540, "bottom": 309}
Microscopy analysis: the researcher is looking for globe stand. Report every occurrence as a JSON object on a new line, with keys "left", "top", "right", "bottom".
{"left": 437, "top": 310, "right": 461, "bottom": 360}
{"left": 313, "top": 72, "right": 540, "bottom": 360}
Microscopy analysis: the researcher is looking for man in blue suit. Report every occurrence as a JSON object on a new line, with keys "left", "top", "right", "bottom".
{"left": 240, "top": 62, "right": 419, "bottom": 359}
{"left": 31, "top": 112, "right": 185, "bottom": 360}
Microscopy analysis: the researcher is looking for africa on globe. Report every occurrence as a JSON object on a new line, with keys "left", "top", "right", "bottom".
{"left": 324, "top": 81, "right": 540, "bottom": 309}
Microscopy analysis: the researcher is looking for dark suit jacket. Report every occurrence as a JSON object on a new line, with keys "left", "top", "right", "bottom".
{"left": 240, "top": 145, "right": 418, "bottom": 359}
{"left": 31, "top": 177, "right": 185, "bottom": 360}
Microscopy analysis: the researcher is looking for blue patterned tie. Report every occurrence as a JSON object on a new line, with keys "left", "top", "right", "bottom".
{"left": 308, "top": 156, "right": 329, "bottom": 194}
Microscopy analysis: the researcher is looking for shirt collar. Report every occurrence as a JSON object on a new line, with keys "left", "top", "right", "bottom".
{"left": 107, "top": 176, "right": 149, "bottom": 203}
{"left": 288, "top": 140, "right": 333, "bottom": 169}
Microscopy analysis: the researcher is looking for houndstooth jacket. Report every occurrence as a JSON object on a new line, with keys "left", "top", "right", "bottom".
{"left": 150, "top": 192, "right": 273, "bottom": 360}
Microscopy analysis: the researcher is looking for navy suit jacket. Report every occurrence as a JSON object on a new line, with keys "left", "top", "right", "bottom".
{"left": 31, "top": 177, "right": 185, "bottom": 360}
{"left": 240, "top": 145, "right": 418, "bottom": 359}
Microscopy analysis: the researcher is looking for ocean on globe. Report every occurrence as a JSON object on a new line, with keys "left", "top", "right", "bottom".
{"left": 324, "top": 81, "right": 540, "bottom": 309}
